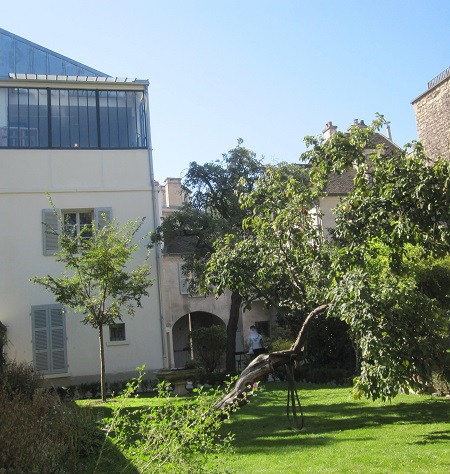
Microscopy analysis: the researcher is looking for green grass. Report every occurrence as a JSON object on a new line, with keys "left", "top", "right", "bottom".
{"left": 80, "top": 382, "right": 450, "bottom": 473}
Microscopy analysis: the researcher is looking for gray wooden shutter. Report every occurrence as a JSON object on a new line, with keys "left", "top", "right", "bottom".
{"left": 32, "top": 305, "right": 67, "bottom": 374}
{"left": 42, "top": 209, "right": 60, "bottom": 255}
{"left": 49, "top": 305, "right": 67, "bottom": 373}
{"left": 94, "top": 207, "right": 112, "bottom": 229}
{"left": 32, "top": 306, "right": 50, "bottom": 373}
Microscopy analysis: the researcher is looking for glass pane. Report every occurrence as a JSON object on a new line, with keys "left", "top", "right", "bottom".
{"left": 117, "top": 91, "right": 129, "bottom": 148}
{"left": 88, "top": 91, "right": 98, "bottom": 147}
{"left": 107, "top": 91, "right": 119, "bottom": 148}
{"left": 59, "top": 90, "right": 70, "bottom": 148}
{"left": 98, "top": 91, "right": 109, "bottom": 148}
{"left": 63, "top": 213, "right": 77, "bottom": 236}
{"left": 51, "top": 89, "right": 61, "bottom": 147}
{"left": 0, "top": 88, "right": 7, "bottom": 147}
{"left": 79, "top": 212, "right": 93, "bottom": 238}
{"left": 69, "top": 90, "right": 80, "bottom": 148}
{"left": 38, "top": 89, "right": 49, "bottom": 147}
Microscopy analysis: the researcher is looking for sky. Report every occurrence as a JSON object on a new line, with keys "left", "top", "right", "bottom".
{"left": 2, "top": 1, "right": 450, "bottom": 182}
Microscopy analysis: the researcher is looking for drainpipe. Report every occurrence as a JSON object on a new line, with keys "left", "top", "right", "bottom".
{"left": 144, "top": 83, "right": 168, "bottom": 369}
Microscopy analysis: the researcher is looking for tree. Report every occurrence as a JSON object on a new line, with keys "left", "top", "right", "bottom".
{"left": 152, "top": 141, "right": 264, "bottom": 372}
{"left": 213, "top": 117, "right": 450, "bottom": 410}
{"left": 32, "top": 199, "right": 153, "bottom": 401}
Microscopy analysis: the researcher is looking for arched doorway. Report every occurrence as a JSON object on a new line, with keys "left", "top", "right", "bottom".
{"left": 172, "top": 311, "right": 225, "bottom": 368}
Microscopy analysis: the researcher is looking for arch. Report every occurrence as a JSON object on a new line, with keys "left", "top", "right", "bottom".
{"left": 171, "top": 311, "right": 225, "bottom": 368}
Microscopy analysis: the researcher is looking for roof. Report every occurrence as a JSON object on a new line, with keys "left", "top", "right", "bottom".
{"left": 0, "top": 27, "right": 109, "bottom": 78}
{"left": 325, "top": 169, "right": 356, "bottom": 195}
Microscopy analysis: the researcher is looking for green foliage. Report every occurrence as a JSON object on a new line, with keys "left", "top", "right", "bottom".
{"left": 191, "top": 325, "right": 227, "bottom": 374}
{"left": 152, "top": 141, "right": 265, "bottom": 371}
{"left": 207, "top": 162, "right": 331, "bottom": 313}
{"left": 97, "top": 366, "right": 251, "bottom": 473}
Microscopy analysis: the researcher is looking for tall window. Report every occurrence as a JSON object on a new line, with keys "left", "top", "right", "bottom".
{"left": 0, "top": 87, "right": 147, "bottom": 149}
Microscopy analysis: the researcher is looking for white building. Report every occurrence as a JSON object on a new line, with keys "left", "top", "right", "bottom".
{"left": 0, "top": 28, "right": 166, "bottom": 385}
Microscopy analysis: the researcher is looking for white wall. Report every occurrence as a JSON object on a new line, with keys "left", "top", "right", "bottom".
{"left": 0, "top": 147, "right": 165, "bottom": 384}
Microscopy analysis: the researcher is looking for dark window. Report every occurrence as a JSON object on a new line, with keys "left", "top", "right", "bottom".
{"left": 0, "top": 87, "right": 146, "bottom": 149}
{"left": 109, "top": 323, "right": 126, "bottom": 342}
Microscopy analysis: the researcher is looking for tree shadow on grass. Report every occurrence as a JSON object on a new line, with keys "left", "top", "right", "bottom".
{"left": 76, "top": 403, "right": 141, "bottom": 474}
{"left": 224, "top": 382, "right": 450, "bottom": 454}
{"left": 414, "top": 430, "right": 450, "bottom": 445}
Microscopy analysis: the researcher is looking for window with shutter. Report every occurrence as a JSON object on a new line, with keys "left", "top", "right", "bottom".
{"left": 31, "top": 305, "right": 67, "bottom": 374}
{"left": 42, "top": 207, "right": 112, "bottom": 255}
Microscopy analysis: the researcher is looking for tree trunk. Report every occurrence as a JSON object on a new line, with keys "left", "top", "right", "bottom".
{"left": 215, "top": 301, "right": 331, "bottom": 411}
{"left": 99, "top": 325, "right": 107, "bottom": 402}
{"left": 225, "top": 291, "right": 243, "bottom": 373}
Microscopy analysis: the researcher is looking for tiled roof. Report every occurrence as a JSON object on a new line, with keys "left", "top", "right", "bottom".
{"left": 325, "top": 169, "right": 356, "bottom": 195}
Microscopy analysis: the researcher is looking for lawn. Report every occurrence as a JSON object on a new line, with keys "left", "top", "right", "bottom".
{"left": 81, "top": 382, "right": 450, "bottom": 473}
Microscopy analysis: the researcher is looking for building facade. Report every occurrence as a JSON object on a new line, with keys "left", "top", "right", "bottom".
{"left": 412, "top": 66, "right": 450, "bottom": 161}
{"left": 0, "top": 28, "right": 166, "bottom": 385}
{"left": 157, "top": 178, "right": 274, "bottom": 369}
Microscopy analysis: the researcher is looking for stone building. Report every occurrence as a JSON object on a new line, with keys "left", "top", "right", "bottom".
{"left": 412, "top": 66, "right": 450, "bottom": 160}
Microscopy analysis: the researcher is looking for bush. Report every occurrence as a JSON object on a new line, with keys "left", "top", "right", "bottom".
{"left": 0, "top": 389, "right": 101, "bottom": 473}
{"left": 191, "top": 325, "right": 227, "bottom": 373}
{"left": 98, "top": 366, "right": 254, "bottom": 473}
{"left": 0, "top": 359, "right": 43, "bottom": 399}
{"left": 295, "top": 365, "right": 353, "bottom": 385}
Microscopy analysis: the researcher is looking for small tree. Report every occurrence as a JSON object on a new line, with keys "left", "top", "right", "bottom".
{"left": 191, "top": 325, "right": 227, "bottom": 374}
{"left": 32, "top": 199, "right": 153, "bottom": 401}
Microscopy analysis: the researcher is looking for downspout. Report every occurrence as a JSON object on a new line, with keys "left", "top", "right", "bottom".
{"left": 144, "top": 83, "right": 168, "bottom": 369}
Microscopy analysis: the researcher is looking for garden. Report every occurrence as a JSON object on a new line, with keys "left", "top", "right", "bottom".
{"left": 1, "top": 360, "right": 449, "bottom": 473}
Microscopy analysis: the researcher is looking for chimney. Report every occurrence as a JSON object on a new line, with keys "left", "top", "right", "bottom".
{"left": 385, "top": 121, "right": 392, "bottom": 141}
{"left": 164, "top": 178, "right": 184, "bottom": 208}
{"left": 322, "top": 121, "right": 338, "bottom": 141}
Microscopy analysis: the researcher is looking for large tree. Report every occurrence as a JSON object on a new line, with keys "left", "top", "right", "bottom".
{"left": 214, "top": 117, "right": 450, "bottom": 410}
{"left": 152, "top": 140, "right": 264, "bottom": 371}
{"left": 32, "top": 200, "right": 153, "bottom": 401}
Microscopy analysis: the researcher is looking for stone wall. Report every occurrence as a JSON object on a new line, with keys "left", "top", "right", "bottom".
{"left": 413, "top": 75, "right": 450, "bottom": 161}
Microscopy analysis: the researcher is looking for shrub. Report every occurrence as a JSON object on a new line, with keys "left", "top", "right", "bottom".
{"left": 98, "top": 366, "right": 255, "bottom": 473}
{"left": 0, "top": 359, "right": 43, "bottom": 399}
{"left": 0, "top": 389, "right": 101, "bottom": 473}
{"left": 191, "top": 325, "right": 227, "bottom": 374}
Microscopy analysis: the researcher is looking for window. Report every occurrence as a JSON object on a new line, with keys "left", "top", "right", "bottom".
{"left": 0, "top": 87, "right": 147, "bottom": 149}
{"left": 31, "top": 305, "right": 67, "bottom": 375}
{"left": 42, "top": 207, "right": 112, "bottom": 255}
{"left": 178, "top": 262, "right": 189, "bottom": 295}
{"left": 62, "top": 210, "right": 94, "bottom": 238}
{"left": 109, "top": 323, "right": 126, "bottom": 342}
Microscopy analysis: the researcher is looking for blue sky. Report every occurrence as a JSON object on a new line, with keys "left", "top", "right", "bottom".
{"left": 3, "top": 1, "right": 450, "bottom": 182}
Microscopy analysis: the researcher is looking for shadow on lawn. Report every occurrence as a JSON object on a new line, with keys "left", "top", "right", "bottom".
{"left": 77, "top": 403, "right": 141, "bottom": 474}
{"left": 226, "top": 382, "right": 449, "bottom": 453}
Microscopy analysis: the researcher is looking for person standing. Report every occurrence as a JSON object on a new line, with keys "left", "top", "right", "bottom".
{"left": 247, "top": 325, "right": 266, "bottom": 357}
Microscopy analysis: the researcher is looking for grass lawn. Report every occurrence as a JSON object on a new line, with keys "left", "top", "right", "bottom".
{"left": 80, "top": 382, "right": 450, "bottom": 473}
